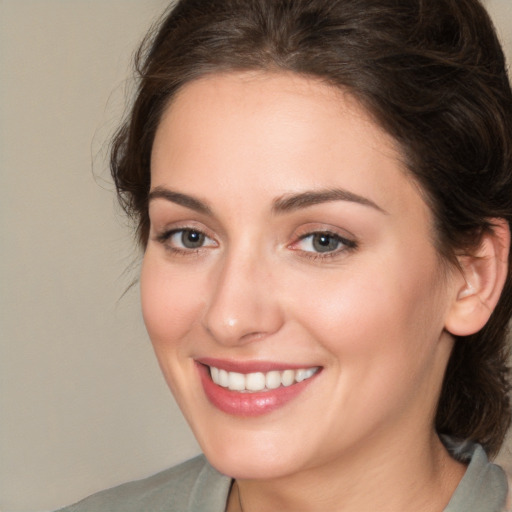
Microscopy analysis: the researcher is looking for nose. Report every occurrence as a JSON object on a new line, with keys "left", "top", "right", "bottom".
{"left": 202, "top": 250, "right": 285, "bottom": 346}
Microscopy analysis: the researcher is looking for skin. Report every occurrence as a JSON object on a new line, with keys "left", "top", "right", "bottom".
{"left": 142, "top": 71, "right": 467, "bottom": 511}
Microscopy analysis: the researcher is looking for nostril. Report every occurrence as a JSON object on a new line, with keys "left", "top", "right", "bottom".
{"left": 240, "top": 331, "right": 267, "bottom": 342}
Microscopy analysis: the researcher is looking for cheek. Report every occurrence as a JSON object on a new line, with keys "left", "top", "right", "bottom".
{"left": 286, "top": 254, "right": 449, "bottom": 429}
{"left": 286, "top": 250, "right": 447, "bottom": 363}
{"left": 140, "top": 253, "right": 205, "bottom": 351}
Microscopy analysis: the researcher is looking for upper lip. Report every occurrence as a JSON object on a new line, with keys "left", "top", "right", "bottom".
{"left": 196, "top": 357, "right": 320, "bottom": 374}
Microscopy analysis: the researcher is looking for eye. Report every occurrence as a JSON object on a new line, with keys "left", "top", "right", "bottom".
{"left": 295, "top": 231, "right": 355, "bottom": 254}
{"left": 159, "top": 228, "right": 217, "bottom": 251}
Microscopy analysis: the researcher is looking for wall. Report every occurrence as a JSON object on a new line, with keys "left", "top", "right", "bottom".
{"left": 0, "top": 1, "right": 511, "bottom": 510}
{"left": 0, "top": 2, "right": 200, "bottom": 511}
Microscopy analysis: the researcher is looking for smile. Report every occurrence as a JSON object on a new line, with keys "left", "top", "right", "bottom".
{"left": 196, "top": 360, "right": 322, "bottom": 416}
{"left": 209, "top": 366, "right": 319, "bottom": 392}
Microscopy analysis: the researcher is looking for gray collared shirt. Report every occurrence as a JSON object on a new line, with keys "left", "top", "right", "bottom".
{"left": 57, "top": 438, "right": 509, "bottom": 512}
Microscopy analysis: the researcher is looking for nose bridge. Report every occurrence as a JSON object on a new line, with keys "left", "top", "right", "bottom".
{"left": 202, "top": 241, "right": 283, "bottom": 346}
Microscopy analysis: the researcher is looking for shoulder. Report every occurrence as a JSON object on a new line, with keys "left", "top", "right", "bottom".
{"left": 443, "top": 437, "right": 509, "bottom": 512}
{"left": 56, "top": 455, "right": 232, "bottom": 512}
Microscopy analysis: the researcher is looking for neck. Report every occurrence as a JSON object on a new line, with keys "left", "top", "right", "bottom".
{"left": 228, "top": 431, "right": 465, "bottom": 512}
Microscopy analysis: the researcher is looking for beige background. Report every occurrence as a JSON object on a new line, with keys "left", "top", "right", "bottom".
{"left": 1, "top": 1, "right": 511, "bottom": 511}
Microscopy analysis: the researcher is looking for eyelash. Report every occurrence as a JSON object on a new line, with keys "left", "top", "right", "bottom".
{"left": 290, "top": 231, "right": 358, "bottom": 260}
{"left": 155, "top": 228, "right": 217, "bottom": 256}
{"left": 154, "top": 227, "right": 358, "bottom": 259}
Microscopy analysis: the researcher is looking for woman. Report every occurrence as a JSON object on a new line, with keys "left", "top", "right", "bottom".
{"left": 60, "top": 0, "right": 512, "bottom": 510}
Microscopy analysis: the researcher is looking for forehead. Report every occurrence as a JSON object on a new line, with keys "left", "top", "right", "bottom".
{"left": 155, "top": 71, "right": 398, "bottom": 157}
{"left": 150, "top": 71, "right": 425, "bottom": 220}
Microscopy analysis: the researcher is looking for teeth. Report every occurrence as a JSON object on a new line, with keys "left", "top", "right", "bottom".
{"left": 218, "top": 369, "right": 229, "bottom": 388}
{"left": 281, "top": 369, "right": 295, "bottom": 387}
{"left": 246, "top": 372, "right": 266, "bottom": 391}
{"left": 209, "top": 365, "right": 319, "bottom": 392}
{"left": 265, "top": 371, "right": 281, "bottom": 390}
{"left": 296, "top": 368, "right": 316, "bottom": 382}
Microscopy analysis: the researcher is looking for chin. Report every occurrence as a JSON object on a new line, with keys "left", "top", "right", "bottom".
{"left": 191, "top": 418, "right": 313, "bottom": 480}
{"left": 204, "top": 445, "right": 301, "bottom": 480}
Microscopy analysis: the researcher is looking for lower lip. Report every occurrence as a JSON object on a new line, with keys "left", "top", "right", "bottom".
{"left": 197, "top": 363, "right": 319, "bottom": 417}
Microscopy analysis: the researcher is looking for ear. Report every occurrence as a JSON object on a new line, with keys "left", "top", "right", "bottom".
{"left": 445, "top": 218, "right": 510, "bottom": 337}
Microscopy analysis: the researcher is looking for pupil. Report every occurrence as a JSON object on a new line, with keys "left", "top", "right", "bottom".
{"left": 182, "top": 230, "right": 204, "bottom": 248}
{"left": 313, "top": 233, "right": 338, "bottom": 252}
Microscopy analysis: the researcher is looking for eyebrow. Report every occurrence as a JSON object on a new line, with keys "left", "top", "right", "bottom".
{"left": 147, "top": 186, "right": 386, "bottom": 216}
{"left": 148, "top": 186, "right": 212, "bottom": 215}
{"left": 272, "top": 188, "right": 387, "bottom": 214}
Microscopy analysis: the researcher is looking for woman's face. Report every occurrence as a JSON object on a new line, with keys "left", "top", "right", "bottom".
{"left": 142, "top": 71, "right": 458, "bottom": 479}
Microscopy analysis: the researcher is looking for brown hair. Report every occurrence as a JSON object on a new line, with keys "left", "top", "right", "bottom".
{"left": 111, "top": 0, "right": 512, "bottom": 456}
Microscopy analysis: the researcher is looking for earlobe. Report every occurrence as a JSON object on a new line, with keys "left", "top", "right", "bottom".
{"left": 445, "top": 218, "right": 510, "bottom": 337}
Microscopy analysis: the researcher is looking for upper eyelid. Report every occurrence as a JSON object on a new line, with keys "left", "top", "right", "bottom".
{"left": 290, "top": 225, "right": 358, "bottom": 251}
{"left": 152, "top": 221, "right": 214, "bottom": 237}
{"left": 292, "top": 223, "right": 356, "bottom": 241}
{"left": 293, "top": 231, "right": 355, "bottom": 247}
{"left": 298, "top": 229, "right": 346, "bottom": 240}
{"left": 159, "top": 226, "right": 216, "bottom": 241}
{"left": 149, "top": 213, "right": 226, "bottom": 239}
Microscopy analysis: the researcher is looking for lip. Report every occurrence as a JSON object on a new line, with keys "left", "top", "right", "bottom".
{"left": 196, "top": 359, "right": 321, "bottom": 417}
{"left": 197, "top": 357, "right": 312, "bottom": 373}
